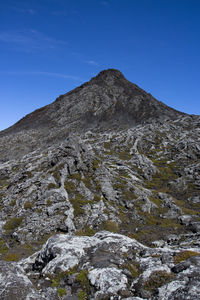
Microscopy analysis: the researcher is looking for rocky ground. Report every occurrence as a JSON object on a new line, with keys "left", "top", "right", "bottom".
{"left": 0, "top": 69, "right": 200, "bottom": 299}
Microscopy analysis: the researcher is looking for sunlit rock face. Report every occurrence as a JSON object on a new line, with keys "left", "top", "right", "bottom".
{"left": 0, "top": 69, "right": 200, "bottom": 299}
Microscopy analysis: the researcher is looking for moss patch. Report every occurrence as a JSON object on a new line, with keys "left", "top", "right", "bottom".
{"left": 99, "top": 220, "right": 119, "bottom": 233}
{"left": 76, "top": 269, "right": 90, "bottom": 294}
{"left": 144, "top": 270, "right": 174, "bottom": 293}
{"left": 174, "top": 250, "right": 200, "bottom": 264}
{"left": 24, "top": 201, "right": 33, "bottom": 210}
{"left": 0, "top": 238, "right": 8, "bottom": 255}
{"left": 4, "top": 253, "right": 19, "bottom": 262}
{"left": 3, "top": 217, "right": 23, "bottom": 233}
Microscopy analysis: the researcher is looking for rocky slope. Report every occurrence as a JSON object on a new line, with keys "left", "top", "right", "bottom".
{"left": 0, "top": 69, "right": 199, "bottom": 299}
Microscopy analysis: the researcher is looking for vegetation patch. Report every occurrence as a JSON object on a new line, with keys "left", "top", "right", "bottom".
{"left": 47, "top": 183, "right": 57, "bottom": 189}
{"left": 76, "top": 269, "right": 90, "bottom": 295}
{"left": 93, "top": 159, "right": 99, "bottom": 170}
{"left": 24, "top": 201, "right": 33, "bottom": 210}
{"left": 174, "top": 250, "right": 200, "bottom": 264}
{"left": 0, "top": 238, "right": 8, "bottom": 255}
{"left": 3, "top": 217, "right": 23, "bottom": 233}
{"left": 57, "top": 288, "right": 66, "bottom": 297}
{"left": 99, "top": 220, "right": 119, "bottom": 233}
{"left": 46, "top": 199, "right": 52, "bottom": 206}
{"left": 10, "top": 199, "right": 16, "bottom": 207}
{"left": 122, "top": 263, "right": 140, "bottom": 278}
{"left": 78, "top": 290, "right": 87, "bottom": 300}
{"left": 70, "top": 173, "right": 82, "bottom": 181}
{"left": 75, "top": 225, "right": 96, "bottom": 237}
{"left": 4, "top": 253, "right": 19, "bottom": 262}
{"left": 64, "top": 180, "right": 76, "bottom": 194}
{"left": 144, "top": 270, "right": 174, "bottom": 293}
{"left": 118, "top": 151, "right": 131, "bottom": 160}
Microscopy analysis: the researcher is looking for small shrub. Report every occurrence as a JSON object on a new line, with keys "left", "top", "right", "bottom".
{"left": 64, "top": 181, "right": 76, "bottom": 194}
{"left": 122, "top": 263, "right": 139, "bottom": 277}
{"left": 47, "top": 183, "right": 57, "bottom": 189}
{"left": 93, "top": 194, "right": 101, "bottom": 202}
{"left": 76, "top": 269, "right": 90, "bottom": 294}
{"left": 174, "top": 250, "right": 200, "bottom": 264}
{"left": 46, "top": 199, "right": 52, "bottom": 206}
{"left": 82, "top": 177, "right": 91, "bottom": 189}
{"left": 24, "top": 201, "right": 33, "bottom": 210}
{"left": 144, "top": 270, "right": 174, "bottom": 292}
{"left": 10, "top": 200, "right": 16, "bottom": 207}
{"left": 93, "top": 160, "right": 99, "bottom": 170}
{"left": 70, "top": 173, "right": 82, "bottom": 181}
{"left": 78, "top": 290, "right": 87, "bottom": 300}
{"left": 57, "top": 288, "right": 66, "bottom": 297}
{"left": 3, "top": 217, "right": 23, "bottom": 233}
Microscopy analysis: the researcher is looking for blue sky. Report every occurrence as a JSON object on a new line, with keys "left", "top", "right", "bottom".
{"left": 1, "top": 0, "right": 200, "bottom": 131}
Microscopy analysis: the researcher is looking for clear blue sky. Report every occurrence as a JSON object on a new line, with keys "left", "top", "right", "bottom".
{"left": 1, "top": 0, "right": 200, "bottom": 131}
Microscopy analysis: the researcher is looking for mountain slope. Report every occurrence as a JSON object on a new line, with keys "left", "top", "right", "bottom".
{"left": 0, "top": 69, "right": 199, "bottom": 299}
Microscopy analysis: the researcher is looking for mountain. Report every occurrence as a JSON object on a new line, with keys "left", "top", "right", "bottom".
{"left": 0, "top": 69, "right": 184, "bottom": 161}
{"left": 0, "top": 69, "right": 200, "bottom": 299}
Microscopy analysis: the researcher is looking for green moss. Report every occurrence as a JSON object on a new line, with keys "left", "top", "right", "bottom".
{"left": 3, "top": 217, "right": 23, "bottom": 233}
{"left": 53, "top": 170, "right": 60, "bottom": 182}
{"left": 174, "top": 250, "right": 200, "bottom": 264}
{"left": 50, "top": 265, "right": 78, "bottom": 289}
{"left": 93, "top": 159, "right": 99, "bottom": 170}
{"left": 10, "top": 200, "right": 16, "bottom": 207}
{"left": 104, "top": 142, "right": 111, "bottom": 149}
{"left": 71, "top": 193, "right": 93, "bottom": 217}
{"left": 57, "top": 288, "right": 66, "bottom": 297}
{"left": 145, "top": 164, "right": 178, "bottom": 191}
{"left": 46, "top": 199, "right": 52, "bottom": 206}
{"left": 118, "top": 151, "right": 131, "bottom": 160}
{"left": 75, "top": 225, "right": 96, "bottom": 237}
{"left": 37, "top": 208, "right": 42, "bottom": 213}
{"left": 4, "top": 253, "right": 19, "bottom": 261}
{"left": 93, "top": 194, "right": 101, "bottom": 202}
{"left": 24, "top": 201, "right": 33, "bottom": 210}
{"left": 71, "top": 193, "right": 85, "bottom": 217}
{"left": 64, "top": 180, "right": 76, "bottom": 194}
{"left": 99, "top": 220, "right": 119, "bottom": 233}
{"left": 47, "top": 183, "right": 57, "bottom": 189}
{"left": 78, "top": 290, "right": 87, "bottom": 300}
{"left": 144, "top": 270, "right": 174, "bottom": 292}
{"left": 0, "top": 238, "right": 8, "bottom": 255}
{"left": 76, "top": 269, "right": 90, "bottom": 294}
{"left": 70, "top": 173, "right": 82, "bottom": 181}
{"left": 149, "top": 196, "right": 162, "bottom": 207}
{"left": 82, "top": 177, "right": 91, "bottom": 189}
{"left": 122, "top": 263, "right": 139, "bottom": 278}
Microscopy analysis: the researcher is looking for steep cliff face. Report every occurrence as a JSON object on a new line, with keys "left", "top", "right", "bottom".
{"left": 0, "top": 70, "right": 199, "bottom": 299}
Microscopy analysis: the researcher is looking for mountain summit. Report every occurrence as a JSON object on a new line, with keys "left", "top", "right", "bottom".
{"left": 0, "top": 69, "right": 184, "bottom": 160}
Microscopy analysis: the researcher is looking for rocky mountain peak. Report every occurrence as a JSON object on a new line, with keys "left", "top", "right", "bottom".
{"left": 0, "top": 69, "right": 186, "bottom": 161}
